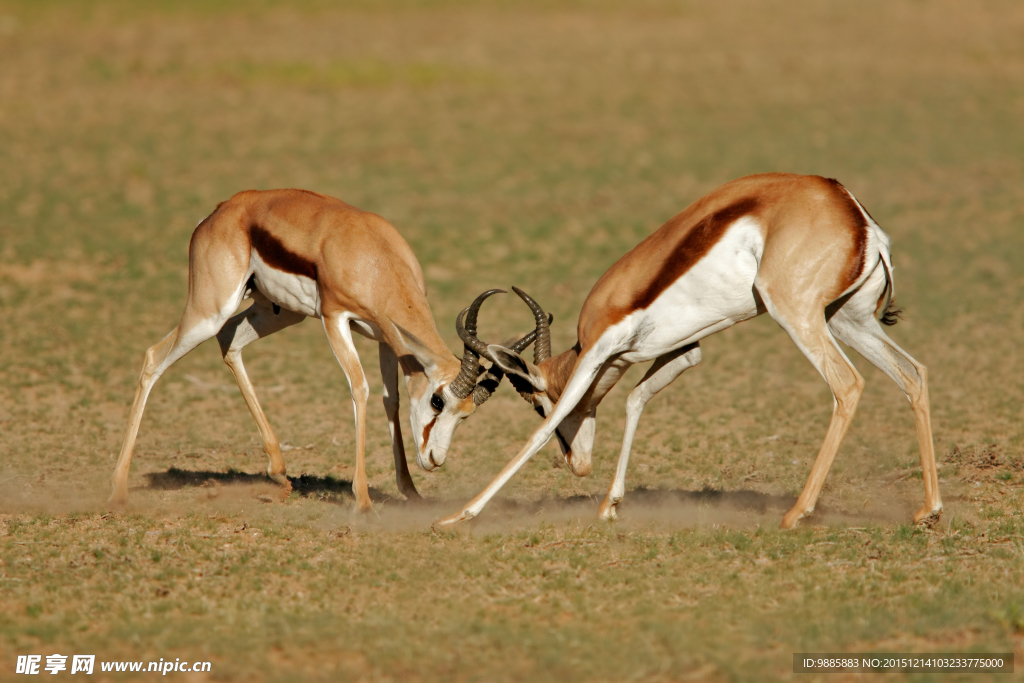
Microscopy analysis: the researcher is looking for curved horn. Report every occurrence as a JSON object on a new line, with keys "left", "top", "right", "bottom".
{"left": 465, "top": 289, "right": 504, "bottom": 337}
{"left": 450, "top": 289, "right": 505, "bottom": 399}
{"left": 511, "top": 286, "right": 551, "bottom": 364}
{"left": 470, "top": 365, "right": 503, "bottom": 406}
{"left": 508, "top": 312, "right": 554, "bottom": 354}
{"left": 471, "top": 310, "right": 553, "bottom": 405}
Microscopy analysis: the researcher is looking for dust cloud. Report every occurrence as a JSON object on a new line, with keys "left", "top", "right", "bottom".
{"left": 1, "top": 467, "right": 916, "bottom": 533}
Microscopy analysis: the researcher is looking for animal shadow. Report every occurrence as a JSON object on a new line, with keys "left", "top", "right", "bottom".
{"left": 143, "top": 467, "right": 397, "bottom": 505}
{"left": 473, "top": 486, "right": 897, "bottom": 528}
{"left": 484, "top": 486, "right": 797, "bottom": 518}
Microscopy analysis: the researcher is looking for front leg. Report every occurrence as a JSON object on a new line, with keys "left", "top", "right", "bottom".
{"left": 378, "top": 343, "right": 422, "bottom": 501}
{"left": 598, "top": 344, "right": 701, "bottom": 520}
{"left": 435, "top": 347, "right": 610, "bottom": 526}
{"left": 322, "top": 314, "right": 373, "bottom": 513}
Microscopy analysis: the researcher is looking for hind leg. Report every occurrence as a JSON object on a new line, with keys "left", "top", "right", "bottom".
{"left": 111, "top": 282, "right": 248, "bottom": 505}
{"left": 757, "top": 286, "right": 866, "bottom": 529}
{"left": 828, "top": 286, "right": 942, "bottom": 524}
{"left": 217, "top": 296, "right": 305, "bottom": 489}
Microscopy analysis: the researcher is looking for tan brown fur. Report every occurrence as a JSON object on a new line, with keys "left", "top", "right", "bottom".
{"left": 575, "top": 174, "right": 869, "bottom": 348}
{"left": 535, "top": 344, "right": 581, "bottom": 402}
{"left": 216, "top": 190, "right": 446, "bottom": 355}
{"left": 111, "top": 189, "right": 489, "bottom": 512}
{"left": 440, "top": 174, "right": 942, "bottom": 530}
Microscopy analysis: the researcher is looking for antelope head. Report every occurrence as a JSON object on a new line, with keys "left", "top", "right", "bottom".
{"left": 477, "top": 288, "right": 597, "bottom": 477}
{"left": 399, "top": 289, "right": 543, "bottom": 472}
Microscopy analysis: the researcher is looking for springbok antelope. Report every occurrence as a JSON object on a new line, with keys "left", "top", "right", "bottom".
{"left": 110, "top": 189, "right": 538, "bottom": 510}
{"left": 440, "top": 173, "right": 942, "bottom": 529}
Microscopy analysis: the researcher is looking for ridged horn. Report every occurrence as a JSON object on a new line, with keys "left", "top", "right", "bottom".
{"left": 508, "top": 312, "right": 554, "bottom": 355}
{"left": 468, "top": 310, "right": 551, "bottom": 406}
{"left": 470, "top": 365, "right": 503, "bottom": 405}
{"left": 450, "top": 289, "right": 505, "bottom": 399}
{"left": 511, "top": 286, "right": 551, "bottom": 364}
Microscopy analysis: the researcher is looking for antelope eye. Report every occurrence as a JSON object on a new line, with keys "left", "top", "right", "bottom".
{"left": 430, "top": 393, "right": 445, "bottom": 413}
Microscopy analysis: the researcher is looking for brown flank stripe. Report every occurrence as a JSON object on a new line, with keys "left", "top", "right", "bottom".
{"left": 630, "top": 197, "right": 761, "bottom": 311}
{"left": 825, "top": 179, "right": 869, "bottom": 291}
{"left": 250, "top": 224, "right": 318, "bottom": 280}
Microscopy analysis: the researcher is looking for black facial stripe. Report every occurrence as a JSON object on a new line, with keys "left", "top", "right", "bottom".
{"left": 555, "top": 430, "right": 570, "bottom": 453}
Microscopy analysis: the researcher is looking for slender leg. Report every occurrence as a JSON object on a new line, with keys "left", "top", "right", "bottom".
{"left": 598, "top": 343, "right": 701, "bottom": 520}
{"left": 321, "top": 313, "right": 373, "bottom": 512}
{"left": 435, "top": 347, "right": 612, "bottom": 526}
{"left": 110, "top": 301, "right": 244, "bottom": 505}
{"left": 757, "top": 285, "right": 866, "bottom": 529}
{"left": 557, "top": 357, "right": 632, "bottom": 477}
{"left": 378, "top": 343, "right": 421, "bottom": 501}
{"left": 828, "top": 300, "right": 942, "bottom": 524}
{"left": 216, "top": 298, "right": 305, "bottom": 489}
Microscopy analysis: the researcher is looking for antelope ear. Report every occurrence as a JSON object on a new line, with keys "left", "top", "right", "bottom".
{"left": 394, "top": 323, "right": 442, "bottom": 374}
{"left": 487, "top": 344, "right": 546, "bottom": 393}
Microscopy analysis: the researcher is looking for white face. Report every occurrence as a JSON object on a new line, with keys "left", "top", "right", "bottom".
{"left": 393, "top": 324, "right": 482, "bottom": 472}
{"left": 408, "top": 381, "right": 476, "bottom": 472}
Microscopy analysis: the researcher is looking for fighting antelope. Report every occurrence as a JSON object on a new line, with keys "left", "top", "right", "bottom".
{"left": 440, "top": 173, "right": 942, "bottom": 529}
{"left": 110, "top": 189, "right": 538, "bottom": 509}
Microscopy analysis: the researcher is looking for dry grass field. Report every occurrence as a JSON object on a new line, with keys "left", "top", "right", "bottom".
{"left": 1, "top": 0, "right": 1023, "bottom": 680}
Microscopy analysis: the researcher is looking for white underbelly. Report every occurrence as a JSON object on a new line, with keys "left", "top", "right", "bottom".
{"left": 250, "top": 252, "right": 321, "bottom": 318}
{"left": 619, "top": 216, "right": 764, "bottom": 362}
